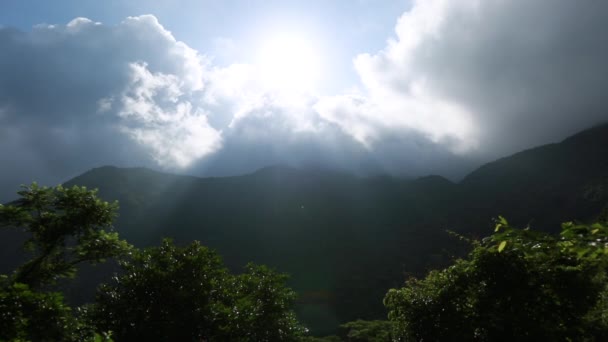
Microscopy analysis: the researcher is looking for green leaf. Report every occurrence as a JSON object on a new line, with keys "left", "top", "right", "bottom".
{"left": 495, "top": 216, "right": 509, "bottom": 232}
{"left": 498, "top": 216, "right": 508, "bottom": 226}
{"left": 2, "top": 182, "right": 128, "bottom": 288}
{"left": 498, "top": 240, "right": 507, "bottom": 252}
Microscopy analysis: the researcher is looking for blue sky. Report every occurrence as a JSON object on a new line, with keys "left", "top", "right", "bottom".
{"left": 1, "top": 0, "right": 607, "bottom": 200}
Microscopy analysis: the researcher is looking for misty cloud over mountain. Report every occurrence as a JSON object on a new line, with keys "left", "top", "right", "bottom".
{"left": 1, "top": 0, "right": 607, "bottom": 200}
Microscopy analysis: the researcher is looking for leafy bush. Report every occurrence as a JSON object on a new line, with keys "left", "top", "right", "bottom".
{"left": 385, "top": 217, "right": 608, "bottom": 341}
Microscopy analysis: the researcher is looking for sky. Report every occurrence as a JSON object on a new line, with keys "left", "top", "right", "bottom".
{"left": 1, "top": 0, "right": 608, "bottom": 200}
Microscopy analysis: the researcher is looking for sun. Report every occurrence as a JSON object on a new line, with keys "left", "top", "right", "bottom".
{"left": 255, "top": 32, "right": 323, "bottom": 92}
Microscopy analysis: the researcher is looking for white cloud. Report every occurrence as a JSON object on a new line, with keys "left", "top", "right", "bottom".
{"left": 315, "top": 81, "right": 478, "bottom": 154}
{"left": 319, "top": 0, "right": 608, "bottom": 160}
{"left": 115, "top": 62, "right": 222, "bottom": 168}
{"left": 66, "top": 17, "right": 100, "bottom": 31}
{"left": 316, "top": 0, "right": 479, "bottom": 155}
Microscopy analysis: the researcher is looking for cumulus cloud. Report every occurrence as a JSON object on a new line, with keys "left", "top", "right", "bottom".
{"left": 323, "top": 0, "right": 608, "bottom": 159}
{"left": 1, "top": 1, "right": 608, "bottom": 199}
{"left": 0, "top": 15, "right": 216, "bottom": 199}
{"left": 112, "top": 62, "right": 221, "bottom": 168}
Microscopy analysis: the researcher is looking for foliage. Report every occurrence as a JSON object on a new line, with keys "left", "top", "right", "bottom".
{"left": 91, "top": 239, "right": 227, "bottom": 341}
{"left": 340, "top": 320, "right": 394, "bottom": 342}
{"left": 0, "top": 183, "right": 131, "bottom": 288}
{"left": 385, "top": 217, "right": 608, "bottom": 341}
{"left": 92, "top": 239, "right": 306, "bottom": 341}
{"left": 0, "top": 183, "right": 125, "bottom": 341}
{"left": 0, "top": 276, "right": 76, "bottom": 341}
{"left": 223, "top": 263, "right": 307, "bottom": 341}
{"left": 0, "top": 276, "right": 114, "bottom": 342}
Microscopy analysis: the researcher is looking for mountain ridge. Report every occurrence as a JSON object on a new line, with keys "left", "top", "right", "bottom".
{"left": 75, "top": 123, "right": 608, "bottom": 191}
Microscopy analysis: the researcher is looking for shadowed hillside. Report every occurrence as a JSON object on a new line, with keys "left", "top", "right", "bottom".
{"left": 65, "top": 164, "right": 459, "bottom": 333}
{"left": 459, "top": 123, "right": 608, "bottom": 232}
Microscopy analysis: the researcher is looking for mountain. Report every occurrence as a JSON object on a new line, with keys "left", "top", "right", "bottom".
{"left": 3, "top": 123, "right": 607, "bottom": 334}
{"left": 458, "top": 123, "right": 608, "bottom": 232}
{"left": 64, "top": 165, "right": 459, "bottom": 333}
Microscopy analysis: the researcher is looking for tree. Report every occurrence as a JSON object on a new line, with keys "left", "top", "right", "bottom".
{"left": 92, "top": 239, "right": 226, "bottom": 340}
{"left": 0, "top": 183, "right": 126, "bottom": 341}
{"left": 384, "top": 217, "right": 608, "bottom": 341}
{"left": 0, "top": 183, "right": 131, "bottom": 288}
{"left": 222, "top": 264, "right": 306, "bottom": 341}
{"left": 92, "top": 239, "right": 306, "bottom": 341}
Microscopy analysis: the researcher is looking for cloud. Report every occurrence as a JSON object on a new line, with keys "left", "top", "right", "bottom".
{"left": 112, "top": 62, "right": 221, "bottom": 168}
{"left": 2, "top": 1, "right": 608, "bottom": 199}
{"left": 0, "top": 14, "right": 370, "bottom": 199}
{"left": 322, "top": 0, "right": 608, "bottom": 160}
{"left": 0, "top": 15, "right": 216, "bottom": 199}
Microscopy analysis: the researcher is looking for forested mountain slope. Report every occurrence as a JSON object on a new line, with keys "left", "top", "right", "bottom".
{"left": 458, "top": 123, "right": 608, "bottom": 232}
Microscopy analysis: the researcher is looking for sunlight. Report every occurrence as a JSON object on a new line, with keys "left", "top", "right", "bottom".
{"left": 254, "top": 32, "right": 323, "bottom": 92}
